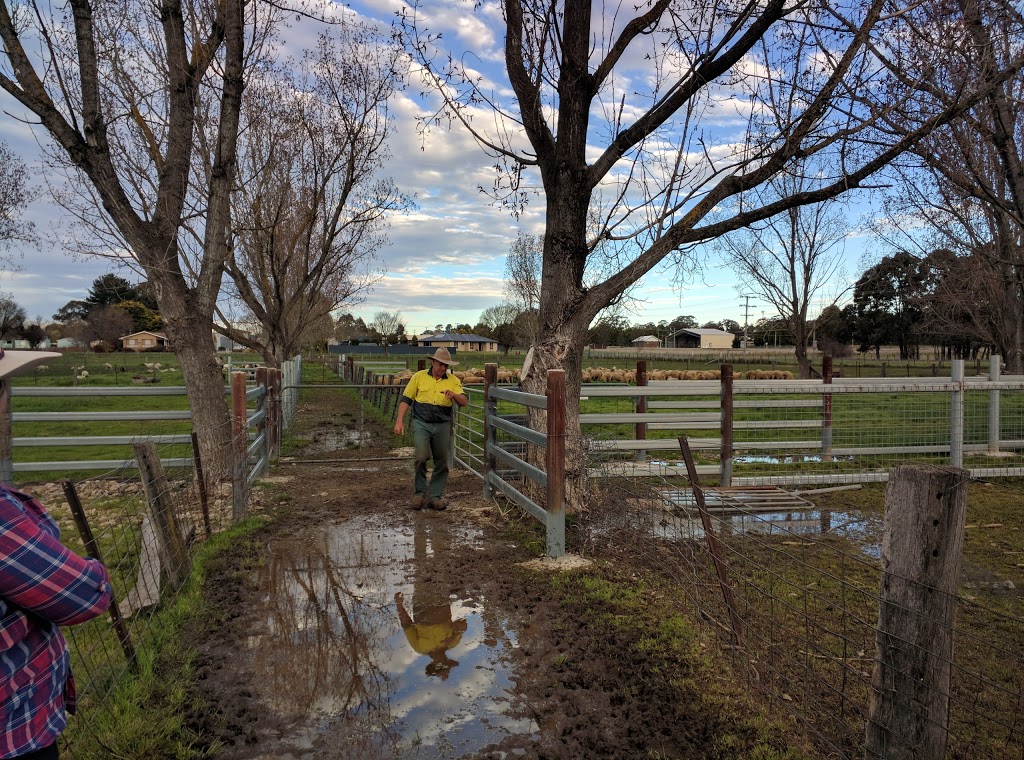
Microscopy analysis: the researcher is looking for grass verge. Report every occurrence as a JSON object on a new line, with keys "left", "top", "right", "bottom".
{"left": 63, "top": 516, "right": 268, "bottom": 759}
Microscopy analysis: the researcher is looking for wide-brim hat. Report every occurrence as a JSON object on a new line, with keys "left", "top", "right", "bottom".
{"left": 0, "top": 348, "right": 61, "bottom": 380}
{"left": 430, "top": 347, "right": 458, "bottom": 366}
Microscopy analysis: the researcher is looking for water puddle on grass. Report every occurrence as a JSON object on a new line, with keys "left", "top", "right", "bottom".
{"left": 239, "top": 514, "right": 535, "bottom": 759}
{"left": 653, "top": 506, "right": 883, "bottom": 558}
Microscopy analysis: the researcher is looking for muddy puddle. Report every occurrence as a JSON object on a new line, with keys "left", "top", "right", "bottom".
{"left": 653, "top": 501, "right": 883, "bottom": 558}
{"left": 238, "top": 514, "right": 536, "bottom": 759}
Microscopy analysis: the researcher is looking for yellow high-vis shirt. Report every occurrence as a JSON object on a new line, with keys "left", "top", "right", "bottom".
{"left": 401, "top": 369, "right": 464, "bottom": 423}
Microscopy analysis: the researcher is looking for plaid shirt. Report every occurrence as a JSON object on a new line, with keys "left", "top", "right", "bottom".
{"left": 0, "top": 485, "right": 110, "bottom": 758}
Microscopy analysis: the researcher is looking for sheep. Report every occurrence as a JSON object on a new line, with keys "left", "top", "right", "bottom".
{"left": 78, "top": 370, "right": 89, "bottom": 379}
{"left": 36, "top": 365, "right": 47, "bottom": 371}
{"left": 103, "top": 362, "right": 113, "bottom": 370}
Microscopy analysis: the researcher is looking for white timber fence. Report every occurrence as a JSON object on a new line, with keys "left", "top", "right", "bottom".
{"left": 0, "top": 356, "right": 301, "bottom": 481}
{"left": 450, "top": 357, "right": 1024, "bottom": 487}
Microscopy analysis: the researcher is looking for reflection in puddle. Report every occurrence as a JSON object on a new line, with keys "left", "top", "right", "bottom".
{"left": 241, "top": 515, "right": 535, "bottom": 758}
{"left": 654, "top": 500, "right": 882, "bottom": 558}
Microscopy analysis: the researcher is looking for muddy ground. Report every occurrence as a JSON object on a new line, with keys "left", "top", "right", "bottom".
{"left": 183, "top": 392, "right": 806, "bottom": 759}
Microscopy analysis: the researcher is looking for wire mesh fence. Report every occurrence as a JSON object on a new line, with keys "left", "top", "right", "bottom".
{"left": 34, "top": 415, "right": 242, "bottom": 757}
{"left": 573, "top": 442, "right": 1024, "bottom": 759}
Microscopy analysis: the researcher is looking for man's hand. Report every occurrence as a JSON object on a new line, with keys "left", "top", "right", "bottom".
{"left": 442, "top": 389, "right": 455, "bottom": 399}
{"left": 394, "top": 418, "right": 405, "bottom": 435}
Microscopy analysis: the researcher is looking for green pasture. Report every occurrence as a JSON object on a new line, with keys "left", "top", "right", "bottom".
{"left": 9, "top": 350, "right": 1023, "bottom": 484}
{"left": 5, "top": 352, "right": 264, "bottom": 483}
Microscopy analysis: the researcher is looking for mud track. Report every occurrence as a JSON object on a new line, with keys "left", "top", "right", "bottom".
{"left": 184, "top": 390, "right": 802, "bottom": 759}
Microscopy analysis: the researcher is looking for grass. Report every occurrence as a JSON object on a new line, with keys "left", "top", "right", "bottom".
{"left": 504, "top": 531, "right": 811, "bottom": 758}
{"left": 62, "top": 516, "right": 268, "bottom": 759}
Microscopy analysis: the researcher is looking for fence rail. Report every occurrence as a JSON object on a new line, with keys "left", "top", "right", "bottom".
{"left": 0, "top": 356, "right": 301, "bottom": 477}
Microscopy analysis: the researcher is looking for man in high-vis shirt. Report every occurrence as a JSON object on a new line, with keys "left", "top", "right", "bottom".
{"left": 394, "top": 348, "right": 468, "bottom": 510}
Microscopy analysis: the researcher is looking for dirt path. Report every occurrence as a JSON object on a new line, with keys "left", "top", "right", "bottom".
{"left": 185, "top": 391, "right": 804, "bottom": 759}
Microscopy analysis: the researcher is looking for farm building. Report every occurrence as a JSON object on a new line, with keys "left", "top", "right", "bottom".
{"left": 631, "top": 335, "right": 661, "bottom": 349}
{"left": 668, "top": 328, "right": 735, "bottom": 349}
{"left": 120, "top": 330, "right": 170, "bottom": 352}
{"left": 416, "top": 332, "right": 499, "bottom": 352}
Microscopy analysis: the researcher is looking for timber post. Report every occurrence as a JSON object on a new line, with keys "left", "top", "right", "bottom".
{"left": 635, "top": 360, "right": 647, "bottom": 463}
{"left": 133, "top": 441, "right": 191, "bottom": 589}
{"left": 720, "top": 364, "right": 734, "bottom": 486}
{"left": 950, "top": 360, "right": 964, "bottom": 467}
{"left": 0, "top": 379, "right": 11, "bottom": 485}
{"left": 865, "top": 464, "right": 968, "bottom": 760}
{"left": 482, "top": 363, "right": 497, "bottom": 500}
{"left": 988, "top": 355, "right": 1001, "bottom": 455}
{"left": 822, "top": 355, "right": 833, "bottom": 462}
{"left": 545, "top": 369, "right": 566, "bottom": 558}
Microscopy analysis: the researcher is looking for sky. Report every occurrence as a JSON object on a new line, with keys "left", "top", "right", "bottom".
{"left": 0, "top": 0, "right": 877, "bottom": 338}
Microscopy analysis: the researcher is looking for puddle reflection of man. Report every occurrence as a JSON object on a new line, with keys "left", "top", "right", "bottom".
{"left": 394, "top": 591, "right": 467, "bottom": 680}
{"left": 394, "top": 517, "right": 467, "bottom": 679}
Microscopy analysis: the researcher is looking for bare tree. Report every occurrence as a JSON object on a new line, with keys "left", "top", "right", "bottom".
{"left": 217, "top": 22, "right": 408, "bottom": 366}
{"left": 878, "top": 0, "right": 1024, "bottom": 371}
{"left": 719, "top": 170, "right": 849, "bottom": 378}
{"left": 85, "top": 305, "right": 134, "bottom": 350}
{"left": 503, "top": 232, "right": 542, "bottom": 346}
{"left": 400, "top": 0, "right": 1024, "bottom": 477}
{"left": 0, "top": 293, "right": 25, "bottom": 339}
{"left": 0, "top": 0, "right": 273, "bottom": 472}
{"left": 369, "top": 310, "right": 403, "bottom": 352}
{"left": 0, "top": 143, "right": 36, "bottom": 261}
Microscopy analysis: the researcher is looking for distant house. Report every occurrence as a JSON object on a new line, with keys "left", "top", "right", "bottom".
{"left": 121, "top": 330, "right": 170, "bottom": 352}
{"left": 57, "top": 338, "right": 83, "bottom": 350}
{"left": 416, "top": 332, "right": 499, "bottom": 353}
{"left": 668, "top": 328, "right": 735, "bottom": 349}
{"left": 631, "top": 335, "right": 661, "bottom": 349}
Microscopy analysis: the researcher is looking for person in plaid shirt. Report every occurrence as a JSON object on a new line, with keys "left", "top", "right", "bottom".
{"left": 0, "top": 349, "right": 111, "bottom": 759}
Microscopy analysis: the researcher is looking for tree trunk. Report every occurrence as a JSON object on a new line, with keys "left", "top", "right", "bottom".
{"left": 793, "top": 322, "right": 812, "bottom": 379}
{"left": 161, "top": 302, "right": 233, "bottom": 479}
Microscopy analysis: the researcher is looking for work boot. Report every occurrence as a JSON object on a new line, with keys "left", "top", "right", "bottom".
{"left": 428, "top": 497, "right": 447, "bottom": 511}
{"left": 410, "top": 494, "right": 426, "bottom": 510}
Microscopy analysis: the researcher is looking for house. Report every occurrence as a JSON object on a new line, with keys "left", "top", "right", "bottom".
{"left": 631, "top": 335, "right": 661, "bottom": 349}
{"left": 120, "top": 330, "right": 170, "bottom": 352}
{"left": 668, "top": 328, "right": 735, "bottom": 349}
{"left": 415, "top": 332, "right": 499, "bottom": 353}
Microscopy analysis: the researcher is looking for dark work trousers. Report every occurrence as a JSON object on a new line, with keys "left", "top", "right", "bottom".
{"left": 412, "top": 417, "right": 451, "bottom": 500}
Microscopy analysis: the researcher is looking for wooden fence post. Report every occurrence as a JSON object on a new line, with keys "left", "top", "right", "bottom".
{"left": 133, "top": 442, "right": 191, "bottom": 589}
{"left": 635, "top": 360, "right": 647, "bottom": 463}
{"left": 482, "top": 363, "right": 497, "bottom": 499}
{"left": 231, "top": 371, "right": 248, "bottom": 523}
{"left": 190, "top": 431, "right": 212, "bottom": 539}
{"left": 62, "top": 479, "right": 139, "bottom": 669}
{"left": 950, "top": 360, "right": 964, "bottom": 467}
{"left": 865, "top": 464, "right": 968, "bottom": 760}
{"left": 545, "top": 369, "right": 566, "bottom": 558}
{"left": 822, "top": 354, "right": 833, "bottom": 463}
{"left": 0, "top": 379, "right": 11, "bottom": 486}
{"left": 720, "top": 364, "right": 733, "bottom": 486}
{"left": 988, "top": 354, "right": 1001, "bottom": 455}
{"left": 268, "top": 368, "right": 281, "bottom": 458}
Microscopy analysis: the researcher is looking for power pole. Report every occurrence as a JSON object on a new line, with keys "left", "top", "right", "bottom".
{"left": 739, "top": 295, "right": 756, "bottom": 348}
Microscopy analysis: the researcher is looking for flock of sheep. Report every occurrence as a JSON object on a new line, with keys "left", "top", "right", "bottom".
{"left": 373, "top": 365, "right": 795, "bottom": 386}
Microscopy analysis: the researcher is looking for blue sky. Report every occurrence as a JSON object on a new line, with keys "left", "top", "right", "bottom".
{"left": 0, "top": 0, "right": 875, "bottom": 336}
